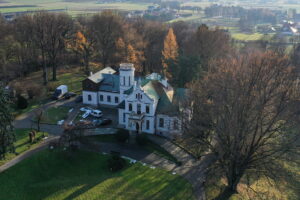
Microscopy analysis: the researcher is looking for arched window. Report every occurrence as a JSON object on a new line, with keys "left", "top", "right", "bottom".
{"left": 129, "top": 103, "right": 132, "bottom": 111}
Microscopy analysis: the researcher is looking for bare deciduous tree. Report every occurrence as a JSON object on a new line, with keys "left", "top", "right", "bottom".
{"left": 89, "top": 11, "right": 123, "bottom": 67}
{"left": 184, "top": 51, "right": 300, "bottom": 199}
{"left": 34, "top": 108, "right": 44, "bottom": 132}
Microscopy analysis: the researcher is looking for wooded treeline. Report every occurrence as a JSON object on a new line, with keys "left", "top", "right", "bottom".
{"left": 0, "top": 10, "right": 299, "bottom": 200}
{"left": 0, "top": 11, "right": 230, "bottom": 88}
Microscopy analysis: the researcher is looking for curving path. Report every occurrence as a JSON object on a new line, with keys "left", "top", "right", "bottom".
{"left": 0, "top": 136, "right": 59, "bottom": 173}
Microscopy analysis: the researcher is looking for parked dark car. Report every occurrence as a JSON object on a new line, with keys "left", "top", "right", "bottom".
{"left": 92, "top": 118, "right": 112, "bottom": 126}
{"left": 64, "top": 92, "right": 76, "bottom": 99}
{"left": 101, "top": 119, "right": 112, "bottom": 126}
{"left": 75, "top": 95, "right": 83, "bottom": 103}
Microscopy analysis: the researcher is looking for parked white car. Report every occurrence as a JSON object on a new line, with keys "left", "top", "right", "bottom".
{"left": 91, "top": 110, "right": 103, "bottom": 118}
{"left": 52, "top": 85, "right": 68, "bottom": 100}
{"left": 82, "top": 110, "right": 91, "bottom": 119}
{"left": 80, "top": 107, "right": 92, "bottom": 112}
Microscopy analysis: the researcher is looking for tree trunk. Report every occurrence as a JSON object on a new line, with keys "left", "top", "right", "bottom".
{"left": 214, "top": 173, "right": 242, "bottom": 200}
{"left": 42, "top": 51, "right": 48, "bottom": 85}
{"left": 37, "top": 120, "right": 40, "bottom": 132}
{"left": 84, "top": 54, "right": 90, "bottom": 75}
{"left": 214, "top": 186, "right": 237, "bottom": 200}
{"left": 52, "top": 62, "right": 57, "bottom": 81}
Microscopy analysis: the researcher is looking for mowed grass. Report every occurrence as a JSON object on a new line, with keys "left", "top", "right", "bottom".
{"left": 39, "top": 106, "right": 70, "bottom": 124}
{"left": 0, "top": 128, "right": 48, "bottom": 166}
{"left": 0, "top": 149, "right": 195, "bottom": 200}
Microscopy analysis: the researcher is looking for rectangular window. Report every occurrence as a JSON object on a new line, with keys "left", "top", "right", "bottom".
{"left": 123, "top": 113, "right": 126, "bottom": 122}
{"left": 159, "top": 118, "right": 164, "bottom": 128}
{"left": 115, "top": 97, "right": 119, "bottom": 103}
{"left": 100, "top": 95, "right": 103, "bottom": 101}
{"left": 88, "top": 94, "right": 92, "bottom": 101}
{"left": 129, "top": 76, "right": 131, "bottom": 86}
{"left": 146, "top": 105, "right": 150, "bottom": 114}
{"left": 129, "top": 103, "right": 132, "bottom": 111}
{"left": 146, "top": 120, "right": 150, "bottom": 130}
{"left": 123, "top": 77, "right": 125, "bottom": 86}
{"left": 137, "top": 104, "right": 141, "bottom": 114}
{"left": 107, "top": 96, "right": 111, "bottom": 102}
{"left": 174, "top": 120, "right": 178, "bottom": 130}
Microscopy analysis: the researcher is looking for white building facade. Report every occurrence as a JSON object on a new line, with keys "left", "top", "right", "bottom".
{"left": 82, "top": 63, "right": 186, "bottom": 138}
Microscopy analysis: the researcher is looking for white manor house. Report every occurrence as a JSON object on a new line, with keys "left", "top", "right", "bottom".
{"left": 82, "top": 63, "right": 187, "bottom": 138}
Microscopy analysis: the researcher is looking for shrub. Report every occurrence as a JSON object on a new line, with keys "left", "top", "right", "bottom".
{"left": 107, "top": 153, "right": 126, "bottom": 172}
{"left": 17, "top": 95, "right": 28, "bottom": 109}
{"left": 12, "top": 82, "right": 25, "bottom": 97}
{"left": 136, "top": 133, "right": 148, "bottom": 145}
{"left": 26, "top": 83, "right": 43, "bottom": 99}
{"left": 115, "top": 129, "right": 130, "bottom": 143}
{"left": 47, "top": 82, "right": 60, "bottom": 92}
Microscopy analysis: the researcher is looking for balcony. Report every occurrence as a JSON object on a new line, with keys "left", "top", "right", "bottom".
{"left": 128, "top": 112, "right": 145, "bottom": 121}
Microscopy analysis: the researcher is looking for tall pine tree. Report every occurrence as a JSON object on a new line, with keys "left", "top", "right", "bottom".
{"left": 0, "top": 85, "right": 15, "bottom": 159}
{"left": 162, "top": 28, "right": 178, "bottom": 79}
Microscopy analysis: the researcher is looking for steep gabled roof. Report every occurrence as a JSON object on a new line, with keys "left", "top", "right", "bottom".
{"left": 99, "top": 74, "right": 120, "bottom": 93}
{"left": 142, "top": 80, "right": 162, "bottom": 102}
{"left": 156, "top": 88, "right": 188, "bottom": 116}
{"left": 88, "top": 67, "right": 116, "bottom": 83}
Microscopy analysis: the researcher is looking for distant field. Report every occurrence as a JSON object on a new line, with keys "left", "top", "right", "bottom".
{"left": 231, "top": 32, "right": 266, "bottom": 41}
{"left": 0, "top": 0, "right": 151, "bottom": 14}
{"left": 182, "top": 0, "right": 300, "bottom": 12}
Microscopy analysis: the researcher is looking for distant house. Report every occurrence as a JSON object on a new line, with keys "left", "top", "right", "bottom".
{"left": 281, "top": 21, "right": 299, "bottom": 35}
{"left": 82, "top": 63, "right": 187, "bottom": 138}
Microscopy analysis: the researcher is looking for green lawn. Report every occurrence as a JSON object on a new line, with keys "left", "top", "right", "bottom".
{"left": 39, "top": 106, "right": 70, "bottom": 124}
{"left": 11, "top": 67, "right": 86, "bottom": 117}
{"left": 0, "top": 128, "right": 48, "bottom": 166}
{"left": 88, "top": 134, "right": 180, "bottom": 164}
{"left": 12, "top": 98, "right": 49, "bottom": 117}
{"left": 0, "top": 149, "right": 195, "bottom": 200}
{"left": 48, "top": 72, "right": 86, "bottom": 94}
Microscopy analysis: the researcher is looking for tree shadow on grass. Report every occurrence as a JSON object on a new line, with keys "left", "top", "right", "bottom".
{"left": 0, "top": 148, "right": 194, "bottom": 200}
